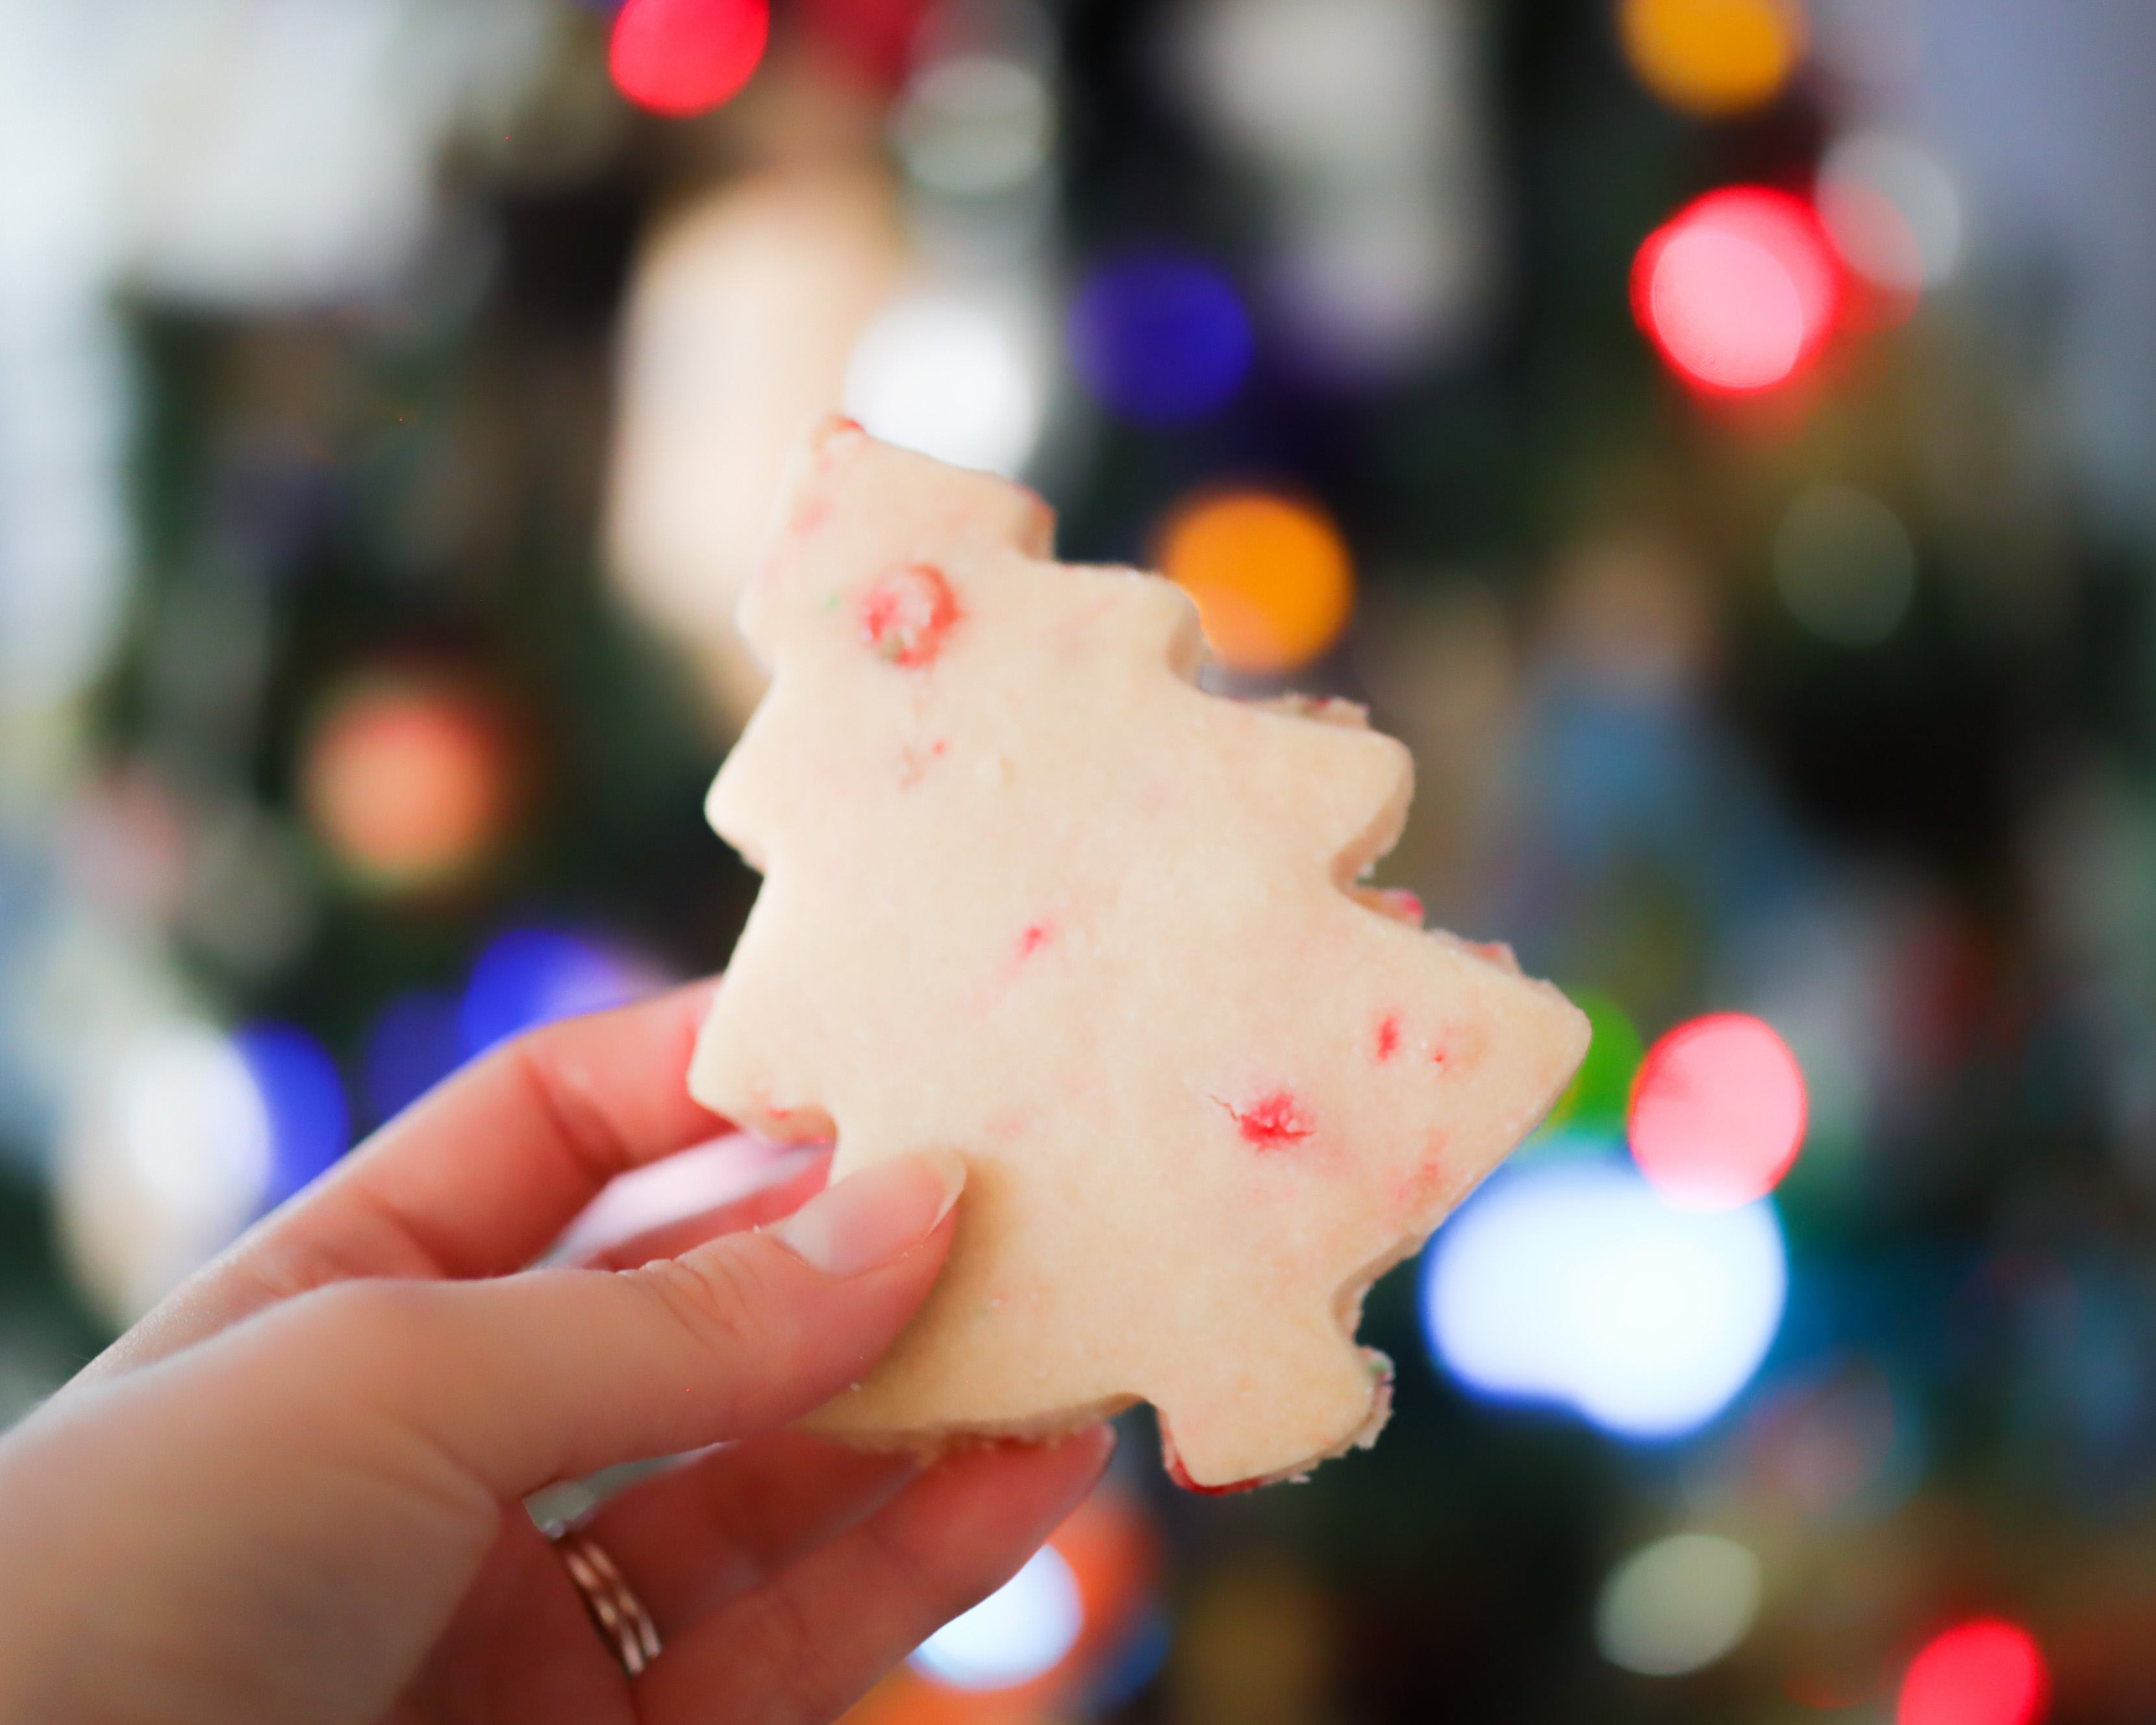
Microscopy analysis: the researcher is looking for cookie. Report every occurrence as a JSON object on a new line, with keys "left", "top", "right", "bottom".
{"left": 690, "top": 420, "right": 1589, "bottom": 1489}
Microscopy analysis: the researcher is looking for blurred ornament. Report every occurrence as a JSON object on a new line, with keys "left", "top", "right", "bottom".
{"left": 844, "top": 291, "right": 1044, "bottom": 474}
{"left": 1172, "top": 0, "right": 1495, "bottom": 375}
{"left": 607, "top": 170, "right": 908, "bottom": 726}
{"left": 1898, "top": 1620, "right": 2049, "bottom": 1725}
{"left": 1618, "top": 0, "right": 1805, "bottom": 119}
{"left": 1272, "top": 201, "right": 1487, "bottom": 379}
{"left": 1422, "top": 1159, "right": 1786, "bottom": 1437}
{"left": 1595, "top": 1531, "right": 1763, "bottom": 1674}
{"left": 234, "top": 1022, "right": 352, "bottom": 1204}
{"left": 1628, "top": 1012, "right": 1807, "bottom": 1209}
{"left": 609, "top": 0, "right": 770, "bottom": 116}
{"left": 301, "top": 673, "right": 519, "bottom": 894}
{"left": 892, "top": 53, "right": 1053, "bottom": 198}
{"left": 1066, "top": 252, "right": 1252, "bottom": 425}
{"left": 459, "top": 927, "right": 646, "bottom": 1059}
{"left": 1774, "top": 482, "right": 1917, "bottom": 648}
{"left": 1542, "top": 990, "right": 1646, "bottom": 1137}
{"left": 1157, "top": 491, "right": 1353, "bottom": 675}
{"left": 1817, "top": 132, "right": 1963, "bottom": 297}
{"left": 1633, "top": 187, "right": 1842, "bottom": 394}
{"left": 362, "top": 987, "right": 464, "bottom": 1125}
{"left": 0, "top": 0, "right": 559, "bottom": 726}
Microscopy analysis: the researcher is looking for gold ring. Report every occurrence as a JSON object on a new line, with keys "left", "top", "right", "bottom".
{"left": 554, "top": 1530, "right": 663, "bottom": 1677}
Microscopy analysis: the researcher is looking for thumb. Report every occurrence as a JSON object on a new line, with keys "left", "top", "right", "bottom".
{"left": 276, "top": 1151, "right": 967, "bottom": 1497}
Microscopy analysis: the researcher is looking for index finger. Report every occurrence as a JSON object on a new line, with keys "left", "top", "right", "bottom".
{"left": 84, "top": 981, "right": 734, "bottom": 1381}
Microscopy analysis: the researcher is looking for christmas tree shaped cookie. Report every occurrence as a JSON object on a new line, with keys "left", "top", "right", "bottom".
{"left": 690, "top": 420, "right": 1590, "bottom": 1489}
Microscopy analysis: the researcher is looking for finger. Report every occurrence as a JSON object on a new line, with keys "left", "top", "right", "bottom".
{"left": 84, "top": 983, "right": 729, "bottom": 1381}
{"left": 571, "top": 1152, "right": 831, "bottom": 1274}
{"left": 581, "top": 1432, "right": 920, "bottom": 1633}
{"left": 641, "top": 1428, "right": 1118, "bottom": 1725}
{"left": 302, "top": 978, "right": 729, "bottom": 1276}
{"left": 255, "top": 1152, "right": 968, "bottom": 1497}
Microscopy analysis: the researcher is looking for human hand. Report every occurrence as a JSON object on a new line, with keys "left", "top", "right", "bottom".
{"left": 0, "top": 983, "right": 1113, "bottom": 1725}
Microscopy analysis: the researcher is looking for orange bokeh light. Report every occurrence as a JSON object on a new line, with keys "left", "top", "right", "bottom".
{"left": 303, "top": 675, "right": 516, "bottom": 892}
{"left": 1633, "top": 187, "right": 1842, "bottom": 394}
{"left": 1619, "top": 0, "right": 1805, "bottom": 118}
{"left": 1628, "top": 1013, "right": 1807, "bottom": 1209}
{"left": 1157, "top": 492, "right": 1355, "bottom": 675}
{"left": 1898, "top": 1620, "right": 2049, "bottom": 1725}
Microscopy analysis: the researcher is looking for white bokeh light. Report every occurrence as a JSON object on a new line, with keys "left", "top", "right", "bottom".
{"left": 843, "top": 294, "right": 1041, "bottom": 477}
{"left": 114, "top": 1022, "right": 273, "bottom": 1228}
{"left": 1596, "top": 1532, "right": 1764, "bottom": 1675}
{"left": 892, "top": 54, "right": 1053, "bottom": 198}
{"left": 1818, "top": 132, "right": 1964, "bottom": 294}
{"left": 1422, "top": 1160, "right": 1786, "bottom": 1438}
{"left": 910, "top": 1544, "right": 1083, "bottom": 1691}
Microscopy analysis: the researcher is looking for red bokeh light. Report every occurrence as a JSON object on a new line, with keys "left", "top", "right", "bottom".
{"left": 1632, "top": 187, "right": 1844, "bottom": 393}
{"left": 610, "top": 0, "right": 770, "bottom": 117}
{"left": 1899, "top": 1620, "right": 2049, "bottom": 1725}
{"left": 1628, "top": 1013, "right": 1807, "bottom": 1210}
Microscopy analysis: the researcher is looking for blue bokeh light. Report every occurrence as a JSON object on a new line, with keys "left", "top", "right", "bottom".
{"left": 1067, "top": 253, "right": 1253, "bottom": 425}
{"left": 1421, "top": 1157, "right": 1786, "bottom": 1439}
{"left": 362, "top": 989, "right": 465, "bottom": 1126}
{"left": 233, "top": 1022, "right": 352, "bottom": 1205}
{"left": 459, "top": 927, "right": 638, "bottom": 1060}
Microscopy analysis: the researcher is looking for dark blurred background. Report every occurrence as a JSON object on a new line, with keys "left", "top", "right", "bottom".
{"left": 3, "top": 1, "right": 2155, "bottom": 1721}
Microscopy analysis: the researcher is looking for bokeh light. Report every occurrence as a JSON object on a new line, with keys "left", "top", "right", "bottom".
{"left": 1068, "top": 253, "right": 1253, "bottom": 425}
{"left": 1618, "top": 0, "right": 1805, "bottom": 118}
{"left": 609, "top": 0, "right": 770, "bottom": 117}
{"left": 1595, "top": 1532, "right": 1764, "bottom": 1674}
{"left": 1633, "top": 188, "right": 1842, "bottom": 394}
{"left": 1157, "top": 492, "right": 1354, "bottom": 675}
{"left": 1774, "top": 483, "right": 1917, "bottom": 647}
{"left": 911, "top": 1544, "right": 1084, "bottom": 1690}
{"left": 114, "top": 1023, "right": 273, "bottom": 1232}
{"left": 459, "top": 928, "right": 641, "bottom": 1059}
{"left": 891, "top": 55, "right": 1053, "bottom": 197}
{"left": 233, "top": 1022, "right": 351, "bottom": 1204}
{"left": 1898, "top": 1620, "right": 2049, "bottom": 1725}
{"left": 363, "top": 989, "right": 465, "bottom": 1126}
{"left": 303, "top": 675, "right": 516, "bottom": 894}
{"left": 1818, "top": 132, "right": 1964, "bottom": 296}
{"left": 844, "top": 295, "right": 1042, "bottom": 476}
{"left": 1422, "top": 1159, "right": 1786, "bottom": 1437}
{"left": 1629, "top": 1013, "right": 1807, "bottom": 1210}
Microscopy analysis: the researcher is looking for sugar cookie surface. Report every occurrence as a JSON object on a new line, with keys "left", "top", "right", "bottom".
{"left": 690, "top": 420, "right": 1590, "bottom": 1489}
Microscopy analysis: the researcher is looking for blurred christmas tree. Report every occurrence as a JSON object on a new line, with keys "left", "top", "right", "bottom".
{"left": 2, "top": 0, "right": 2155, "bottom": 1720}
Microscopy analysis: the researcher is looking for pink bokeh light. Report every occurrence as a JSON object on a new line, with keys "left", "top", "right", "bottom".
{"left": 1898, "top": 1620, "right": 2049, "bottom": 1725}
{"left": 1632, "top": 187, "right": 1844, "bottom": 393}
{"left": 1627, "top": 1013, "right": 1807, "bottom": 1210}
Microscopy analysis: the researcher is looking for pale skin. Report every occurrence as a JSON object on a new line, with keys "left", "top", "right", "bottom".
{"left": 0, "top": 981, "right": 1114, "bottom": 1725}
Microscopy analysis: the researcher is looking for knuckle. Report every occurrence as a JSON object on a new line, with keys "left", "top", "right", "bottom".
{"left": 268, "top": 1278, "right": 449, "bottom": 1412}
{"left": 633, "top": 1242, "right": 783, "bottom": 1360}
